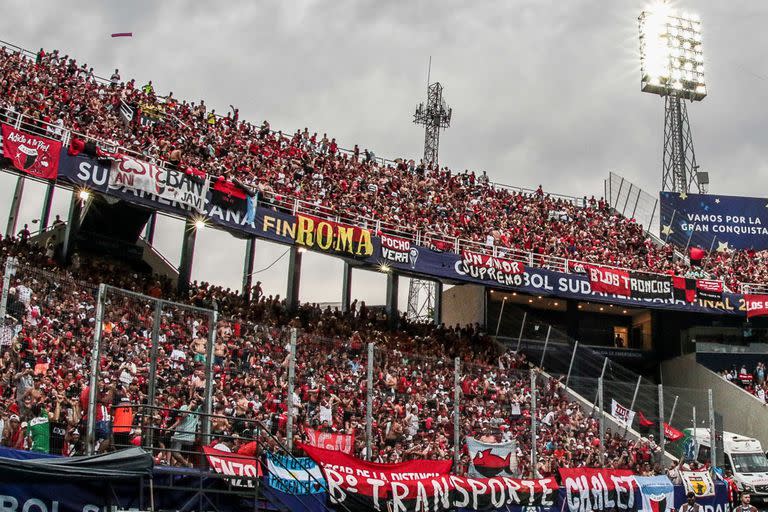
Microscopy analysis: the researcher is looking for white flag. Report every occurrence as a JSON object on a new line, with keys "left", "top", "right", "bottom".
{"left": 611, "top": 398, "right": 636, "bottom": 428}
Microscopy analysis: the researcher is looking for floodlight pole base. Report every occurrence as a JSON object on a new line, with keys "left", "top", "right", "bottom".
{"left": 661, "top": 95, "right": 703, "bottom": 194}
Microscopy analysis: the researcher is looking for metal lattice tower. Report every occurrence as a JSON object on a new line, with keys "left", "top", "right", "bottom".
{"left": 662, "top": 95, "right": 706, "bottom": 193}
{"left": 407, "top": 80, "right": 452, "bottom": 321}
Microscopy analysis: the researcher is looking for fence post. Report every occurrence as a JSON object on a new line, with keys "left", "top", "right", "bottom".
{"left": 692, "top": 405, "right": 697, "bottom": 457}
{"left": 668, "top": 395, "right": 679, "bottom": 425}
{"left": 86, "top": 284, "right": 106, "bottom": 455}
{"left": 495, "top": 297, "right": 507, "bottom": 337}
{"left": 658, "top": 385, "right": 666, "bottom": 463}
{"left": 647, "top": 199, "right": 658, "bottom": 236}
{"left": 624, "top": 375, "right": 642, "bottom": 435}
{"left": 0, "top": 257, "right": 16, "bottom": 321}
{"left": 598, "top": 377, "right": 605, "bottom": 468}
{"left": 708, "top": 389, "right": 716, "bottom": 471}
{"left": 202, "top": 301, "right": 218, "bottom": 444}
{"left": 539, "top": 326, "right": 551, "bottom": 369}
{"left": 530, "top": 370, "right": 538, "bottom": 477}
{"left": 515, "top": 312, "right": 527, "bottom": 353}
{"left": 565, "top": 340, "right": 579, "bottom": 388}
{"left": 145, "top": 300, "right": 163, "bottom": 448}
{"left": 365, "top": 342, "right": 374, "bottom": 461}
{"left": 286, "top": 328, "right": 297, "bottom": 452}
{"left": 593, "top": 358, "right": 608, "bottom": 409}
{"left": 453, "top": 357, "right": 460, "bottom": 468}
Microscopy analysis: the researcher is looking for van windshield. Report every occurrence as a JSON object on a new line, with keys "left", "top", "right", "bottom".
{"left": 731, "top": 453, "right": 768, "bottom": 473}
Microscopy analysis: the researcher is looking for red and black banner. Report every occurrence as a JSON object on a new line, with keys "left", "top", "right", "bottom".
{"left": 202, "top": 445, "right": 261, "bottom": 488}
{"left": 300, "top": 443, "right": 557, "bottom": 511}
{"left": 745, "top": 294, "right": 768, "bottom": 319}
{"left": 2, "top": 124, "right": 62, "bottom": 180}
{"left": 587, "top": 265, "right": 672, "bottom": 300}
{"left": 673, "top": 277, "right": 723, "bottom": 303}
{"left": 211, "top": 176, "right": 249, "bottom": 213}
{"left": 663, "top": 423, "right": 684, "bottom": 442}
{"left": 559, "top": 468, "right": 637, "bottom": 512}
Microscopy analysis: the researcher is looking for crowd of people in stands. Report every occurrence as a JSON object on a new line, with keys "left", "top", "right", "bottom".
{"left": 0, "top": 44, "right": 763, "bottom": 290}
{"left": 720, "top": 363, "right": 768, "bottom": 403}
{"left": 0, "top": 234, "right": 669, "bottom": 476}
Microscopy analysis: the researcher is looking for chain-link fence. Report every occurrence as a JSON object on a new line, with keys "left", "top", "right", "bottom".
{"left": 497, "top": 303, "right": 720, "bottom": 470}
{"left": 606, "top": 171, "right": 660, "bottom": 238}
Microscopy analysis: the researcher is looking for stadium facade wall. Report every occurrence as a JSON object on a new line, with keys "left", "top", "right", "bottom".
{"left": 661, "top": 353, "right": 768, "bottom": 447}
{"left": 442, "top": 284, "right": 486, "bottom": 327}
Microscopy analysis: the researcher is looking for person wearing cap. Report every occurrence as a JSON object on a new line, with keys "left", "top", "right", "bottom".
{"left": 679, "top": 491, "right": 701, "bottom": 512}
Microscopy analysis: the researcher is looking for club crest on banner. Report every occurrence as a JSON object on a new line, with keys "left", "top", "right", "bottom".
{"left": 680, "top": 470, "right": 715, "bottom": 497}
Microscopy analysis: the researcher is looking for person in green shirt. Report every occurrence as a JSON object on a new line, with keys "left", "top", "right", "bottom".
{"left": 28, "top": 402, "right": 50, "bottom": 454}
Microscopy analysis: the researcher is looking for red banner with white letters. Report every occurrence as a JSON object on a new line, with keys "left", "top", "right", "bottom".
{"left": 2, "top": 124, "right": 61, "bottom": 180}
{"left": 202, "top": 445, "right": 261, "bottom": 488}
{"left": 746, "top": 294, "right": 768, "bottom": 318}
{"left": 300, "top": 443, "right": 556, "bottom": 512}
{"left": 304, "top": 426, "right": 355, "bottom": 454}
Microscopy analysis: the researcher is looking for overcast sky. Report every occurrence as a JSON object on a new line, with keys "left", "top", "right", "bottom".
{"left": 2, "top": 0, "right": 768, "bottom": 307}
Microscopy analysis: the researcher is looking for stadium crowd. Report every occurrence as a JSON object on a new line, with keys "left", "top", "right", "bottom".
{"left": 720, "top": 363, "right": 768, "bottom": 403}
{"left": 0, "top": 234, "right": 668, "bottom": 476}
{"left": 0, "top": 44, "right": 763, "bottom": 290}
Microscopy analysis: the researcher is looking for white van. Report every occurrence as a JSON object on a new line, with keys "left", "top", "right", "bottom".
{"left": 686, "top": 429, "right": 768, "bottom": 504}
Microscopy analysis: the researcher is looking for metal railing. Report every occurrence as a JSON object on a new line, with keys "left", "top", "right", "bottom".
{"left": 1, "top": 42, "right": 763, "bottom": 293}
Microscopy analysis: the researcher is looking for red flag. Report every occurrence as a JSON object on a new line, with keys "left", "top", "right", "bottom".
{"left": 664, "top": 422, "right": 684, "bottom": 441}
{"left": 689, "top": 247, "right": 706, "bottom": 265}
{"left": 637, "top": 410, "right": 655, "bottom": 428}
{"left": 111, "top": 32, "right": 133, "bottom": 38}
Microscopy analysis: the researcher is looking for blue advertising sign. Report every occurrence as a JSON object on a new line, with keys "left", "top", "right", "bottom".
{"left": 660, "top": 190, "right": 768, "bottom": 251}
{"left": 56, "top": 151, "right": 748, "bottom": 317}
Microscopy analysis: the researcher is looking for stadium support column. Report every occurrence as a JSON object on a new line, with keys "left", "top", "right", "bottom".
{"left": 5, "top": 176, "right": 24, "bottom": 238}
{"left": 40, "top": 182, "right": 55, "bottom": 230}
{"left": 286, "top": 246, "right": 302, "bottom": 313}
{"left": 144, "top": 212, "right": 157, "bottom": 245}
{"left": 242, "top": 237, "right": 256, "bottom": 300}
{"left": 385, "top": 271, "right": 399, "bottom": 329}
{"left": 341, "top": 261, "right": 352, "bottom": 312}
{"left": 433, "top": 280, "right": 443, "bottom": 325}
{"left": 61, "top": 190, "right": 83, "bottom": 265}
{"left": 177, "top": 219, "right": 198, "bottom": 296}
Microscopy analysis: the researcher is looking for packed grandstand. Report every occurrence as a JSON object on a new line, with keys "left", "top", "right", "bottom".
{"left": 0, "top": 39, "right": 751, "bottom": 512}
{"left": 1, "top": 44, "right": 767, "bottom": 291}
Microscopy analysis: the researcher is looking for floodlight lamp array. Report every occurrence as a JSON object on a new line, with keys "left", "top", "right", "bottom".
{"left": 639, "top": 4, "right": 706, "bottom": 101}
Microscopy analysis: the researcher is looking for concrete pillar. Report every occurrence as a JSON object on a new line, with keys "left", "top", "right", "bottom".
{"left": 286, "top": 246, "right": 303, "bottom": 312}
{"left": 177, "top": 219, "right": 198, "bottom": 296}
{"left": 40, "top": 182, "right": 55, "bottom": 230}
{"left": 144, "top": 212, "right": 157, "bottom": 244}
{"left": 341, "top": 261, "right": 353, "bottom": 312}
{"left": 242, "top": 237, "right": 256, "bottom": 300}
{"left": 60, "top": 190, "right": 83, "bottom": 264}
{"left": 5, "top": 175, "right": 25, "bottom": 238}
{"left": 385, "top": 271, "right": 399, "bottom": 328}
{"left": 433, "top": 280, "right": 443, "bottom": 325}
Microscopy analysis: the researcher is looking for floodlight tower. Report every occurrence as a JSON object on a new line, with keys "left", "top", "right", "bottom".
{"left": 407, "top": 79, "right": 453, "bottom": 321}
{"left": 639, "top": 2, "right": 708, "bottom": 193}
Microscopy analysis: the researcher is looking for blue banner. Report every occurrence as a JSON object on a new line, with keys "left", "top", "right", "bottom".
{"left": 57, "top": 151, "right": 747, "bottom": 317}
{"left": 266, "top": 453, "right": 325, "bottom": 494}
{"left": 660, "top": 190, "right": 768, "bottom": 251}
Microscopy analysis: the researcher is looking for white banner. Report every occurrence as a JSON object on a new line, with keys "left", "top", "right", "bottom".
{"left": 109, "top": 155, "right": 208, "bottom": 212}
{"left": 680, "top": 470, "right": 715, "bottom": 497}
{"left": 611, "top": 399, "right": 636, "bottom": 428}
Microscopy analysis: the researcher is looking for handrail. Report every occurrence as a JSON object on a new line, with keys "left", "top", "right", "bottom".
{"left": 0, "top": 42, "right": 757, "bottom": 293}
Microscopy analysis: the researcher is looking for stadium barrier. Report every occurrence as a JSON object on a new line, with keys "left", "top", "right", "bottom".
{"left": 496, "top": 305, "right": 720, "bottom": 467}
